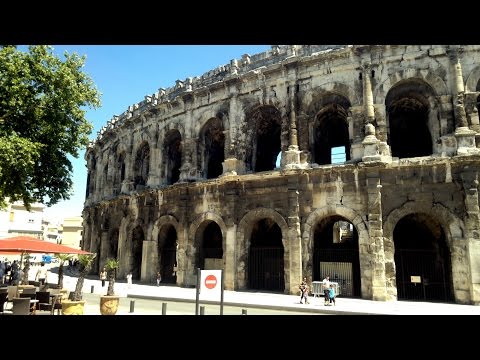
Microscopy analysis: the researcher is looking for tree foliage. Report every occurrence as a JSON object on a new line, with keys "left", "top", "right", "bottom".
{"left": 0, "top": 45, "right": 101, "bottom": 210}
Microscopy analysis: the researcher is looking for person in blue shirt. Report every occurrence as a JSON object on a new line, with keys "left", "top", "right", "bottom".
{"left": 328, "top": 284, "right": 336, "bottom": 306}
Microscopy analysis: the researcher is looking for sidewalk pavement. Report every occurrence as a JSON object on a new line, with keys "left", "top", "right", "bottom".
{"left": 49, "top": 271, "right": 480, "bottom": 315}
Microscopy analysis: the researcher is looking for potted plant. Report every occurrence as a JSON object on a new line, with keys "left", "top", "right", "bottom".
{"left": 61, "top": 253, "right": 96, "bottom": 315}
{"left": 100, "top": 258, "right": 120, "bottom": 315}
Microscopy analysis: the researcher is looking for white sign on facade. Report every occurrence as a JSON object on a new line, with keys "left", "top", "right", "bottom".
{"left": 200, "top": 269, "right": 222, "bottom": 301}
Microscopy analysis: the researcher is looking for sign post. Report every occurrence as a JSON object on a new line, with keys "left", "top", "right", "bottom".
{"left": 198, "top": 269, "right": 223, "bottom": 314}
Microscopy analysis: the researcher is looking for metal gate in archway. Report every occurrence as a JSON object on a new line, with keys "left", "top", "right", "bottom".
{"left": 313, "top": 249, "right": 361, "bottom": 297}
{"left": 248, "top": 247, "right": 284, "bottom": 292}
{"left": 395, "top": 249, "right": 453, "bottom": 302}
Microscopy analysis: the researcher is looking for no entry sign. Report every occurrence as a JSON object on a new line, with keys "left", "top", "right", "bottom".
{"left": 205, "top": 274, "right": 217, "bottom": 289}
{"left": 200, "top": 270, "right": 222, "bottom": 300}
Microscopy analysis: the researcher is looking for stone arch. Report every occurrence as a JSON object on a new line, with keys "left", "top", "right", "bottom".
{"left": 198, "top": 116, "right": 225, "bottom": 179}
{"left": 151, "top": 215, "right": 181, "bottom": 285}
{"left": 133, "top": 140, "right": 150, "bottom": 189}
{"left": 236, "top": 208, "right": 289, "bottom": 290}
{"left": 384, "top": 202, "right": 465, "bottom": 246}
{"left": 465, "top": 65, "right": 480, "bottom": 93}
{"left": 384, "top": 78, "right": 438, "bottom": 158}
{"left": 300, "top": 81, "right": 359, "bottom": 113}
{"left": 118, "top": 214, "right": 146, "bottom": 280}
{"left": 383, "top": 202, "right": 463, "bottom": 302}
{"left": 303, "top": 90, "right": 352, "bottom": 165}
{"left": 162, "top": 129, "right": 182, "bottom": 185}
{"left": 244, "top": 104, "right": 283, "bottom": 172}
{"left": 375, "top": 67, "right": 448, "bottom": 101}
{"left": 303, "top": 205, "right": 368, "bottom": 294}
{"left": 188, "top": 212, "right": 228, "bottom": 268}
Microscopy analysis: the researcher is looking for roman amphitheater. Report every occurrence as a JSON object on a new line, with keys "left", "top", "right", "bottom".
{"left": 82, "top": 45, "right": 480, "bottom": 304}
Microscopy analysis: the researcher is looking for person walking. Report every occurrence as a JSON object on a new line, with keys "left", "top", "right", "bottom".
{"left": 299, "top": 277, "right": 309, "bottom": 304}
{"left": 156, "top": 271, "right": 162, "bottom": 286}
{"left": 100, "top": 267, "right": 107, "bottom": 287}
{"left": 328, "top": 284, "right": 336, "bottom": 306}
{"left": 126, "top": 272, "right": 133, "bottom": 289}
{"left": 36, "top": 262, "right": 48, "bottom": 286}
{"left": 322, "top": 275, "right": 330, "bottom": 305}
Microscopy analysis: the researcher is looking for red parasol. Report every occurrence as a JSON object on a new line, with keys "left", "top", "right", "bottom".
{"left": 0, "top": 236, "right": 91, "bottom": 255}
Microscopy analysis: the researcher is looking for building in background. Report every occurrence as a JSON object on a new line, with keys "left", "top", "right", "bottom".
{"left": 61, "top": 216, "right": 83, "bottom": 248}
{"left": 0, "top": 200, "right": 83, "bottom": 250}
{"left": 0, "top": 200, "right": 44, "bottom": 239}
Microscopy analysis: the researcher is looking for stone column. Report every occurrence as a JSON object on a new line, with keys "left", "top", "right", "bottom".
{"left": 141, "top": 240, "right": 156, "bottom": 283}
{"left": 350, "top": 106, "right": 365, "bottom": 161}
{"left": 450, "top": 49, "right": 480, "bottom": 155}
{"left": 287, "top": 179, "right": 302, "bottom": 294}
{"left": 284, "top": 84, "right": 303, "bottom": 169}
{"left": 99, "top": 231, "right": 110, "bottom": 269}
{"left": 361, "top": 65, "right": 391, "bottom": 163}
{"left": 365, "top": 172, "right": 388, "bottom": 301}
{"left": 179, "top": 138, "right": 199, "bottom": 182}
{"left": 461, "top": 172, "right": 480, "bottom": 304}
{"left": 223, "top": 223, "right": 237, "bottom": 290}
{"left": 222, "top": 93, "right": 245, "bottom": 176}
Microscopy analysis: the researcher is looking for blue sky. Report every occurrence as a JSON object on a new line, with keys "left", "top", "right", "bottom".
{"left": 42, "top": 45, "right": 271, "bottom": 222}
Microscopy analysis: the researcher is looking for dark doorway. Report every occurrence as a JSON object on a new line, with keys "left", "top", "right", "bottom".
{"left": 246, "top": 106, "right": 282, "bottom": 172}
{"left": 386, "top": 81, "right": 433, "bottom": 158}
{"left": 200, "top": 118, "right": 225, "bottom": 179}
{"left": 131, "top": 225, "right": 144, "bottom": 281}
{"left": 198, "top": 222, "right": 223, "bottom": 269}
{"left": 164, "top": 130, "right": 182, "bottom": 185}
{"left": 313, "top": 216, "right": 361, "bottom": 297}
{"left": 158, "top": 225, "right": 177, "bottom": 284}
{"left": 248, "top": 218, "right": 284, "bottom": 292}
{"left": 314, "top": 102, "right": 351, "bottom": 165}
{"left": 393, "top": 213, "right": 453, "bottom": 302}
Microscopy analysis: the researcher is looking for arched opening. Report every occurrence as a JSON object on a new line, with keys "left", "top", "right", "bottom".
{"left": 157, "top": 224, "right": 177, "bottom": 284}
{"left": 386, "top": 80, "right": 433, "bottom": 158}
{"left": 134, "top": 142, "right": 150, "bottom": 189}
{"left": 86, "top": 154, "right": 96, "bottom": 198}
{"left": 248, "top": 218, "right": 284, "bottom": 292}
{"left": 109, "top": 229, "right": 119, "bottom": 261}
{"left": 246, "top": 106, "right": 281, "bottom": 172}
{"left": 313, "top": 96, "right": 351, "bottom": 165}
{"left": 200, "top": 117, "right": 225, "bottom": 179}
{"left": 313, "top": 216, "right": 361, "bottom": 297}
{"left": 393, "top": 213, "right": 453, "bottom": 302}
{"left": 113, "top": 152, "right": 125, "bottom": 195}
{"left": 164, "top": 130, "right": 182, "bottom": 185}
{"left": 131, "top": 225, "right": 144, "bottom": 281}
{"left": 85, "top": 172, "right": 91, "bottom": 198}
{"left": 193, "top": 221, "right": 224, "bottom": 270}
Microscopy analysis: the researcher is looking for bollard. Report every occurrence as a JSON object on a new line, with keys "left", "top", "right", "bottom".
{"left": 200, "top": 306, "right": 205, "bottom": 315}
{"left": 162, "top": 302, "right": 167, "bottom": 315}
{"left": 242, "top": 309, "right": 247, "bottom": 315}
{"left": 91, "top": 285, "right": 94, "bottom": 293}
{"left": 129, "top": 300, "right": 135, "bottom": 313}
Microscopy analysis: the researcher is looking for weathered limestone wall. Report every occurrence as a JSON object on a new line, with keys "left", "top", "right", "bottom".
{"left": 83, "top": 45, "right": 480, "bottom": 304}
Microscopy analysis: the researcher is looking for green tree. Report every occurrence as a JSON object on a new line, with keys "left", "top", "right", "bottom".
{"left": 72, "top": 253, "right": 96, "bottom": 301}
{"left": 104, "top": 258, "right": 119, "bottom": 296}
{"left": 0, "top": 45, "right": 101, "bottom": 210}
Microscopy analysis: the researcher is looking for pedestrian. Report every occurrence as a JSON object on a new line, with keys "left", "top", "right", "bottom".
{"left": 322, "top": 275, "right": 330, "bottom": 305}
{"left": 0, "top": 261, "right": 5, "bottom": 285}
{"left": 100, "top": 267, "right": 107, "bottom": 287}
{"left": 126, "top": 272, "right": 133, "bottom": 288}
{"left": 156, "top": 271, "right": 162, "bottom": 286}
{"left": 36, "top": 262, "right": 48, "bottom": 286}
{"left": 328, "top": 284, "right": 336, "bottom": 306}
{"left": 299, "top": 277, "right": 309, "bottom": 304}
